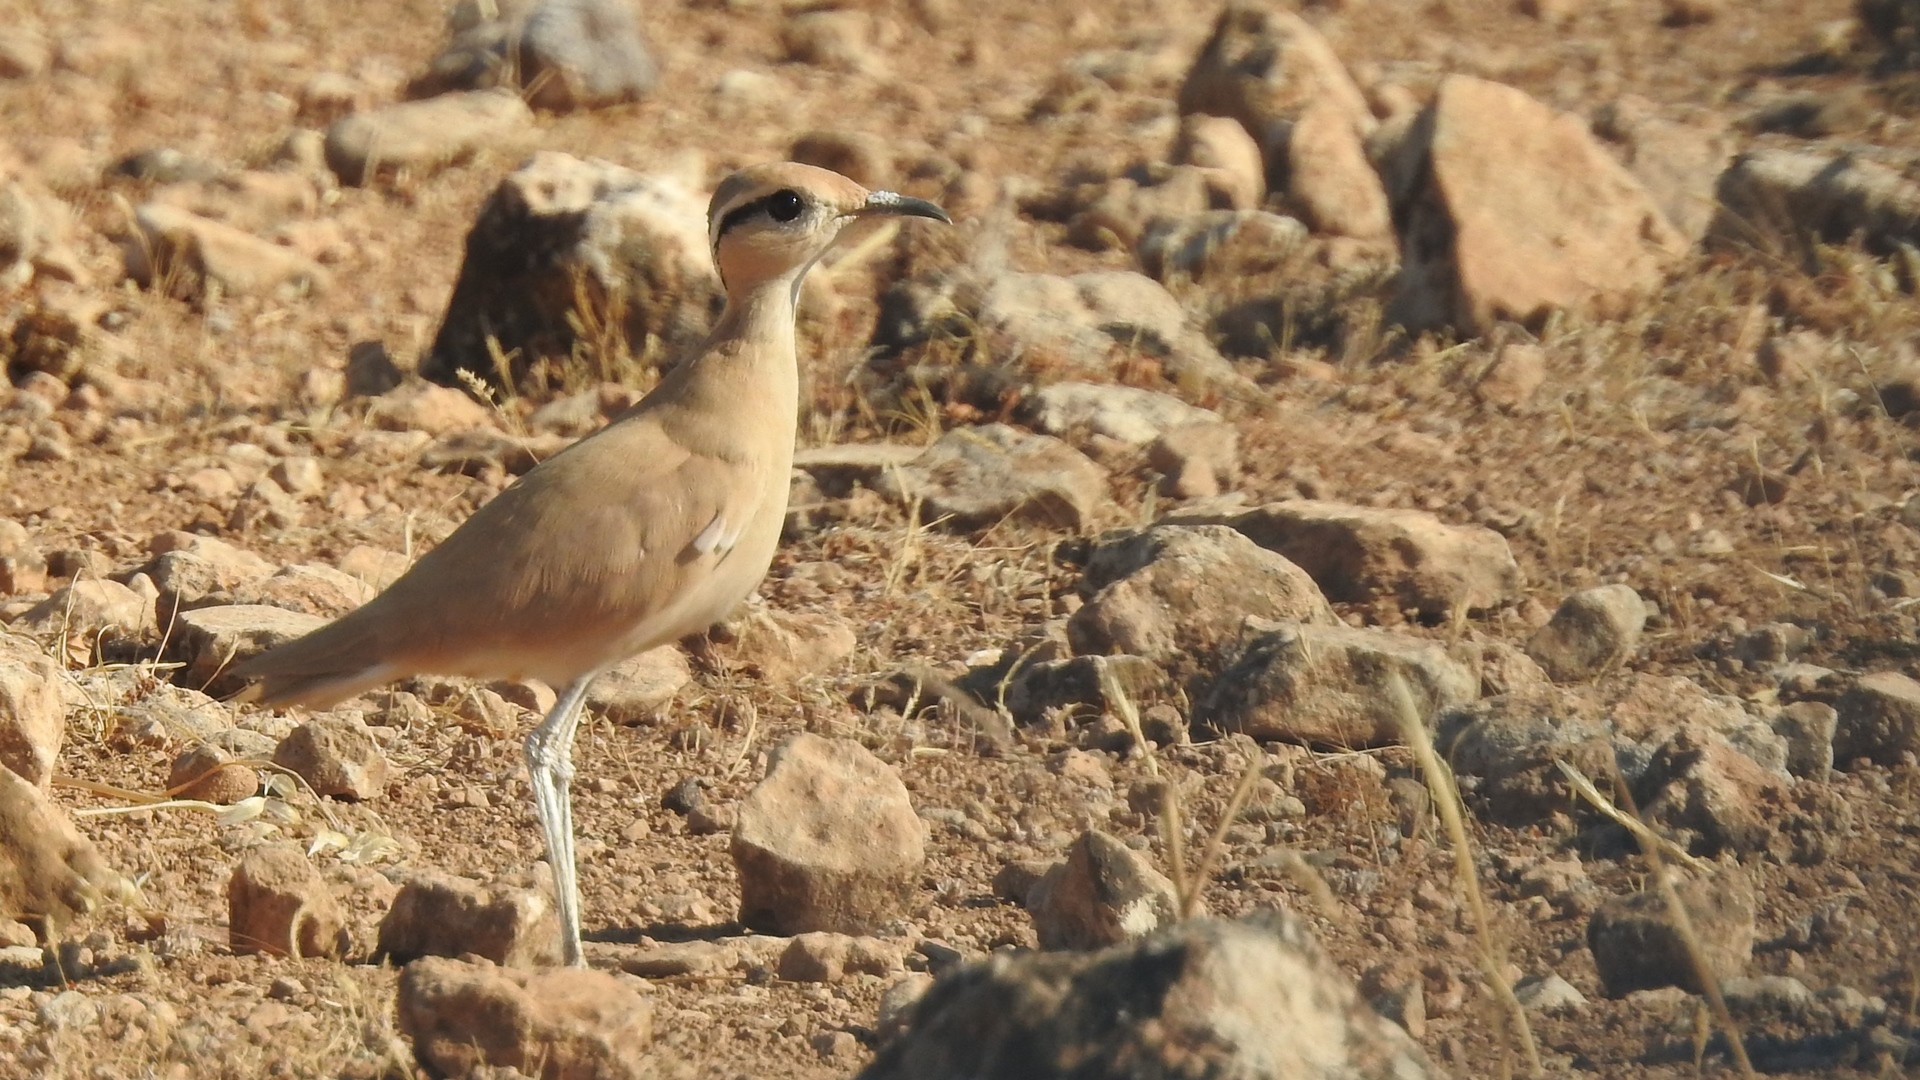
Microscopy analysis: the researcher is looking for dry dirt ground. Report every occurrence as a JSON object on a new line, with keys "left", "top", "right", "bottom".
{"left": 2, "top": 0, "right": 1920, "bottom": 1077}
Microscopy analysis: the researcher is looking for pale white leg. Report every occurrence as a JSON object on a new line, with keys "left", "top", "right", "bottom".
{"left": 525, "top": 675, "right": 597, "bottom": 967}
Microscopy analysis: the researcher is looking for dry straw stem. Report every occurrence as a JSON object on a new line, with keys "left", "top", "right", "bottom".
{"left": 1563, "top": 762, "right": 1757, "bottom": 1079}
{"left": 1388, "top": 672, "right": 1543, "bottom": 1080}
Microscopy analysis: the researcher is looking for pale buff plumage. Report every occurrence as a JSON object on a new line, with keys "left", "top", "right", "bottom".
{"left": 232, "top": 162, "right": 949, "bottom": 966}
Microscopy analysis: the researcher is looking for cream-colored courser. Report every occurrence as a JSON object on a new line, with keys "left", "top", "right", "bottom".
{"left": 232, "top": 163, "right": 949, "bottom": 966}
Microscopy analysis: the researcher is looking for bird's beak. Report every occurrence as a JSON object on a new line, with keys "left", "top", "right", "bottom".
{"left": 856, "top": 190, "right": 951, "bottom": 224}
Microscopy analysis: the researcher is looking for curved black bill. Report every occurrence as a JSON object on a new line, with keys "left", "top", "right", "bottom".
{"left": 860, "top": 190, "right": 952, "bottom": 224}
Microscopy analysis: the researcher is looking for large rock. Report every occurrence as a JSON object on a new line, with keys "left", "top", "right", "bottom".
{"left": 21, "top": 579, "right": 153, "bottom": 661}
{"left": 1587, "top": 869, "right": 1755, "bottom": 996}
{"left": 1177, "top": 3, "right": 1374, "bottom": 145}
{"left": 1712, "top": 147, "right": 1920, "bottom": 256}
{"left": 1271, "top": 97, "right": 1393, "bottom": 240}
{"left": 1068, "top": 525, "right": 1333, "bottom": 678}
{"left": 126, "top": 204, "right": 327, "bottom": 301}
{"left": 377, "top": 869, "right": 560, "bottom": 968}
{"left": 1026, "top": 830, "right": 1182, "bottom": 951}
{"left": 398, "top": 955, "right": 654, "bottom": 1080}
{"left": 875, "top": 424, "right": 1108, "bottom": 532}
{"left": 0, "top": 645, "right": 63, "bottom": 790}
{"left": 1525, "top": 584, "right": 1648, "bottom": 682}
{"left": 1833, "top": 671, "right": 1920, "bottom": 766}
{"left": 1200, "top": 620, "right": 1479, "bottom": 747}
{"left": 420, "top": 151, "right": 716, "bottom": 391}
{"left": 732, "top": 733, "right": 925, "bottom": 935}
{"left": 227, "top": 843, "right": 349, "bottom": 959}
{"left": 142, "top": 534, "right": 276, "bottom": 615}
{"left": 1385, "top": 75, "right": 1687, "bottom": 335}
{"left": 0, "top": 767, "right": 123, "bottom": 937}
{"left": 324, "top": 88, "right": 533, "bottom": 186}
{"left": 168, "top": 605, "right": 326, "bottom": 695}
{"left": 1592, "top": 95, "right": 1734, "bottom": 245}
{"left": 859, "top": 913, "right": 1442, "bottom": 1079}
{"left": 586, "top": 646, "right": 691, "bottom": 723}
{"left": 1204, "top": 499, "right": 1523, "bottom": 618}
{"left": 410, "top": 0, "right": 658, "bottom": 111}
{"left": 1023, "top": 382, "right": 1221, "bottom": 447}
{"left": 272, "top": 715, "right": 390, "bottom": 801}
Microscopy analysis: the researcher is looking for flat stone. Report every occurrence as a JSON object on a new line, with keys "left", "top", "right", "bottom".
{"left": 876, "top": 424, "right": 1108, "bottom": 532}
{"left": 587, "top": 646, "right": 691, "bottom": 723}
{"left": 1587, "top": 869, "right": 1755, "bottom": 996}
{"left": 1200, "top": 620, "right": 1478, "bottom": 747}
{"left": 324, "top": 89, "right": 532, "bottom": 186}
{"left": 858, "top": 912, "right": 1440, "bottom": 1079}
{"left": 1834, "top": 670, "right": 1920, "bottom": 766}
{"left": 0, "top": 644, "right": 64, "bottom": 790}
{"left": 397, "top": 955, "right": 653, "bottom": 1079}
{"left": 171, "top": 605, "right": 326, "bottom": 696}
{"left": 1525, "top": 584, "right": 1648, "bottom": 682}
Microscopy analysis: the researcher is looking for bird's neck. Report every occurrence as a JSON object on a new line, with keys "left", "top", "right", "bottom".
{"left": 667, "top": 277, "right": 803, "bottom": 444}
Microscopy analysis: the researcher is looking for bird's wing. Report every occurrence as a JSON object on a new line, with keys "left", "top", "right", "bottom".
{"left": 232, "top": 417, "right": 769, "bottom": 702}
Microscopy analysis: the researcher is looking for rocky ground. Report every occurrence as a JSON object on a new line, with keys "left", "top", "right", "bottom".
{"left": 2, "top": 0, "right": 1920, "bottom": 1076}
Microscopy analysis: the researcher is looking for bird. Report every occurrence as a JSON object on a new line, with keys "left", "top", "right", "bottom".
{"left": 230, "top": 162, "right": 950, "bottom": 967}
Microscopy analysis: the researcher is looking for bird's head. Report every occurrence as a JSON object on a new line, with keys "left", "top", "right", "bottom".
{"left": 706, "top": 162, "right": 949, "bottom": 296}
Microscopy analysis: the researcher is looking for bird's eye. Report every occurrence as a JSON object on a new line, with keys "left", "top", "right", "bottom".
{"left": 767, "top": 190, "right": 803, "bottom": 222}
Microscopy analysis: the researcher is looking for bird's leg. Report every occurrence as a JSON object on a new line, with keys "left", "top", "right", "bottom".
{"left": 525, "top": 675, "right": 597, "bottom": 967}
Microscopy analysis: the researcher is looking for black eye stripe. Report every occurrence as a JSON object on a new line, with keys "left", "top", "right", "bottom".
{"left": 714, "top": 190, "right": 806, "bottom": 241}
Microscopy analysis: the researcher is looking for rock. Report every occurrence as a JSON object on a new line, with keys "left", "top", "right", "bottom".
{"left": 1177, "top": 4, "right": 1374, "bottom": 148}
{"left": 367, "top": 382, "right": 496, "bottom": 437}
{"left": 991, "top": 859, "right": 1054, "bottom": 906}
{"left": 1636, "top": 730, "right": 1793, "bottom": 857}
{"left": 398, "top": 955, "right": 653, "bottom": 1080}
{"left": 1136, "top": 210, "right": 1307, "bottom": 282}
{"left": 790, "top": 130, "right": 893, "bottom": 189}
{"left": 148, "top": 170, "right": 319, "bottom": 235}
{"left": 782, "top": 9, "right": 880, "bottom": 75}
{"left": 776, "top": 932, "right": 905, "bottom": 983}
{"left": 1439, "top": 685, "right": 1615, "bottom": 824}
{"left": 732, "top": 733, "right": 926, "bottom": 935}
{"left": 0, "top": 520, "right": 47, "bottom": 595}
{"left": 1514, "top": 973, "right": 1587, "bottom": 1013}
{"left": 0, "top": 646, "right": 63, "bottom": 790}
{"left": 1712, "top": 147, "right": 1920, "bottom": 256}
{"left": 1587, "top": 869, "right": 1756, "bottom": 996}
{"left": 875, "top": 424, "right": 1107, "bottom": 532}
{"left": 411, "top": 0, "right": 658, "bottom": 111}
{"left": 1271, "top": 97, "right": 1393, "bottom": 240}
{"left": 143, "top": 535, "right": 276, "bottom": 615}
{"left": 1147, "top": 422, "right": 1240, "bottom": 500}
{"left": 378, "top": 869, "right": 560, "bottom": 968}
{"left": 169, "top": 605, "right": 326, "bottom": 695}
{"left": 1208, "top": 499, "right": 1523, "bottom": 618}
{"left": 877, "top": 972, "right": 936, "bottom": 1040}
{"left": 272, "top": 715, "right": 389, "bottom": 801}
{"left": 1476, "top": 342, "right": 1547, "bottom": 410}
{"left": 1771, "top": 701, "right": 1836, "bottom": 777}
{"left": 235, "top": 564, "right": 379, "bottom": 619}
{"left": 1068, "top": 525, "right": 1333, "bottom": 678}
{"left": 227, "top": 844, "right": 349, "bottom": 959}
{"left": 166, "top": 743, "right": 258, "bottom": 804}
{"left": 716, "top": 609, "right": 857, "bottom": 686}
{"left": 586, "top": 646, "right": 691, "bottom": 723}
{"left": 973, "top": 270, "right": 1255, "bottom": 399}
{"left": 0, "top": 767, "right": 123, "bottom": 937}
{"left": 1201, "top": 620, "right": 1479, "bottom": 747}
{"left": 1171, "top": 115, "right": 1265, "bottom": 210}
{"left": 1591, "top": 95, "right": 1734, "bottom": 245}
{"left": 1525, "top": 584, "right": 1648, "bottom": 682}
{"left": 1024, "top": 382, "right": 1221, "bottom": 447}
{"left": 858, "top": 912, "right": 1441, "bottom": 1079}
{"left": 21, "top": 579, "right": 152, "bottom": 660}
{"left": 617, "top": 939, "right": 738, "bottom": 978}
{"left": 1386, "top": 75, "right": 1686, "bottom": 335}
{"left": 126, "top": 204, "right": 327, "bottom": 301}
{"left": 0, "top": 29, "right": 49, "bottom": 79}
{"left": 324, "top": 89, "right": 533, "bottom": 186}
{"left": 0, "top": 174, "right": 84, "bottom": 291}
{"left": 1006, "top": 654, "right": 1176, "bottom": 728}
{"left": 1834, "top": 671, "right": 1920, "bottom": 766}
{"left": 420, "top": 151, "right": 716, "bottom": 391}
{"left": 1027, "top": 830, "right": 1182, "bottom": 951}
